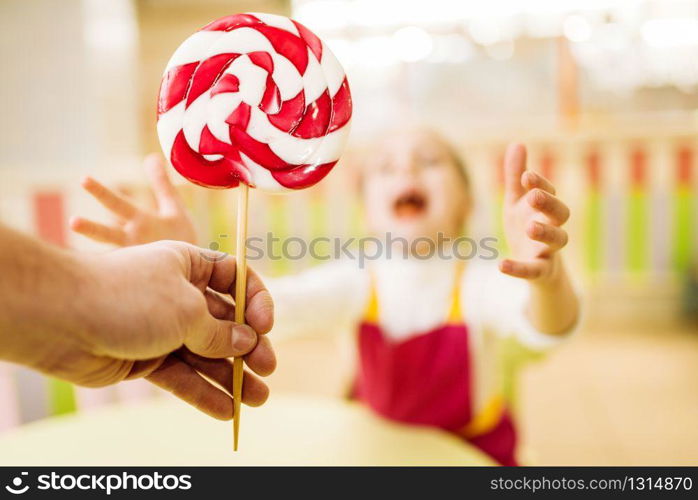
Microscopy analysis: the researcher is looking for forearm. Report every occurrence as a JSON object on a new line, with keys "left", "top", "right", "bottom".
{"left": 527, "top": 256, "right": 579, "bottom": 335}
{"left": 0, "top": 226, "right": 92, "bottom": 369}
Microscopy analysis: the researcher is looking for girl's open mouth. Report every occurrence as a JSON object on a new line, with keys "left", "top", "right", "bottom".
{"left": 393, "top": 189, "right": 428, "bottom": 218}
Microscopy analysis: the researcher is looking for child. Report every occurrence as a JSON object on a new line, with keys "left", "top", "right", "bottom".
{"left": 72, "top": 128, "right": 579, "bottom": 465}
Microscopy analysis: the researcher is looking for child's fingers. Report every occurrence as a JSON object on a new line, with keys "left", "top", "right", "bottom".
{"left": 499, "top": 259, "right": 546, "bottom": 280}
{"left": 144, "top": 154, "right": 183, "bottom": 214}
{"left": 69, "top": 216, "right": 126, "bottom": 246}
{"left": 145, "top": 355, "right": 235, "bottom": 420}
{"left": 81, "top": 176, "right": 137, "bottom": 219}
{"left": 526, "top": 188, "right": 570, "bottom": 226}
{"left": 522, "top": 170, "right": 555, "bottom": 195}
{"left": 175, "top": 349, "right": 270, "bottom": 407}
{"left": 503, "top": 143, "right": 527, "bottom": 203}
{"left": 526, "top": 221, "right": 568, "bottom": 252}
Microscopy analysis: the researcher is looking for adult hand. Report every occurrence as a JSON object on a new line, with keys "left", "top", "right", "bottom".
{"left": 1, "top": 237, "right": 275, "bottom": 420}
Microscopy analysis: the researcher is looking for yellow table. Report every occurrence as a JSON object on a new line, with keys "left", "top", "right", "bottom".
{"left": 0, "top": 394, "right": 492, "bottom": 466}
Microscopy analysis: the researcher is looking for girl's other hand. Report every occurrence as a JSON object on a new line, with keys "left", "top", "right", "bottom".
{"left": 70, "top": 154, "right": 198, "bottom": 246}
{"left": 500, "top": 143, "right": 571, "bottom": 284}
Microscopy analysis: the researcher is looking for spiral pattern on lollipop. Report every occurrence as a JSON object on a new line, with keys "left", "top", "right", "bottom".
{"left": 156, "top": 12, "right": 352, "bottom": 192}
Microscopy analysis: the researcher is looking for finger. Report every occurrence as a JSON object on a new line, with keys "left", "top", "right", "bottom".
{"left": 191, "top": 250, "right": 274, "bottom": 334}
{"left": 204, "top": 289, "right": 235, "bottom": 321}
{"left": 185, "top": 317, "right": 257, "bottom": 359}
{"left": 146, "top": 355, "right": 234, "bottom": 420}
{"left": 202, "top": 292, "right": 275, "bottom": 375}
{"left": 69, "top": 216, "right": 126, "bottom": 246}
{"left": 527, "top": 221, "right": 568, "bottom": 252}
{"left": 175, "top": 349, "right": 270, "bottom": 406}
{"left": 503, "top": 143, "right": 527, "bottom": 203}
{"left": 499, "top": 259, "right": 547, "bottom": 280}
{"left": 81, "top": 176, "right": 137, "bottom": 219}
{"left": 522, "top": 170, "right": 555, "bottom": 195}
{"left": 526, "top": 188, "right": 570, "bottom": 226}
{"left": 144, "top": 154, "right": 184, "bottom": 215}
{"left": 124, "top": 356, "right": 167, "bottom": 380}
{"left": 244, "top": 334, "right": 276, "bottom": 377}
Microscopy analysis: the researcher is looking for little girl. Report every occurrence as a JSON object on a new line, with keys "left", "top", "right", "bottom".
{"left": 72, "top": 128, "right": 579, "bottom": 466}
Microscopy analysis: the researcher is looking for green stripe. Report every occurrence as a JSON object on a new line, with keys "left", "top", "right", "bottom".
{"left": 210, "top": 192, "right": 234, "bottom": 254}
{"left": 672, "top": 187, "right": 694, "bottom": 272}
{"left": 493, "top": 193, "right": 508, "bottom": 255}
{"left": 48, "top": 378, "right": 76, "bottom": 415}
{"left": 584, "top": 190, "right": 603, "bottom": 274}
{"left": 308, "top": 196, "right": 329, "bottom": 266}
{"left": 627, "top": 189, "right": 647, "bottom": 273}
{"left": 267, "top": 197, "right": 290, "bottom": 276}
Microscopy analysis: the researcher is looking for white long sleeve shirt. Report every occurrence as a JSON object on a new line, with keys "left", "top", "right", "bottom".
{"left": 267, "top": 256, "right": 575, "bottom": 414}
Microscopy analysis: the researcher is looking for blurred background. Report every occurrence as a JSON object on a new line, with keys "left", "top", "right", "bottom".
{"left": 0, "top": 0, "right": 697, "bottom": 465}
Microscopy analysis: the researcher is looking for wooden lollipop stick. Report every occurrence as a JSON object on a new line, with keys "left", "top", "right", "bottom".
{"left": 233, "top": 182, "right": 249, "bottom": 451}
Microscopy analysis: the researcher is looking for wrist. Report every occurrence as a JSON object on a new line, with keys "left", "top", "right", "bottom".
{"left": 0, "top": 236, "right": 96, "bottom": 370}
{"left": 531, "top": 253, "right": 565, "bottom": 291}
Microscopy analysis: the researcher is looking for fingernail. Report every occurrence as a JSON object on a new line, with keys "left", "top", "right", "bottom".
{"left": 231, "top": 325, "right": 256, "bottom": 352}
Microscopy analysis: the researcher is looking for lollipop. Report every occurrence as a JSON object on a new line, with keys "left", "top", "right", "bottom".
{"left": 156, "top": 12, "right": 352, "bottom": 450}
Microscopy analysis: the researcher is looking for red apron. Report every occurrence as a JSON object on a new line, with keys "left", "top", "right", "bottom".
{"left": 353, "top": 264, "right": 519, "bottom": 466}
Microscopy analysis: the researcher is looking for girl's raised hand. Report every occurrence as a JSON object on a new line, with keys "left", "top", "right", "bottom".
{"left": 71, "top": 154, "right": 198, "bottom": 246}
{"left": 500, "top": 143, "right": 570, "bottom": 283}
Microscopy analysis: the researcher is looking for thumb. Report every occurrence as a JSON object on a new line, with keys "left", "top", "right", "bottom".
{"left": 185, "top": 316, "right": 258, "bottom": 358}
{"left": 503, "top": 143, "right": 527, "bottom": 203}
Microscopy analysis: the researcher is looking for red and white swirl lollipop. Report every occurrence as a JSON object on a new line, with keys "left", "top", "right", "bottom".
{"left": 157, "top": 12, "right": 352, "bottom": 192}
{"left": 156, "top": 12, "right": 352, "bottom": 451}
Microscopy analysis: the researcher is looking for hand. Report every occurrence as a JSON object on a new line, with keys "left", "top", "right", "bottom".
{"left": 22, "top": 241, "right": 275, "bottom": 420}
{"left": 71, "top": 154, "right": 198, "bottom": 246}
{"left": 500, "top": 143, "right": 570, "bottom": 284}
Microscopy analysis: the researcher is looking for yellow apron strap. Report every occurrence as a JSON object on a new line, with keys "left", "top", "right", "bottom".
{"left": 362, "top": 271, "right": 380, "bottom": 323}
{"left": 446, "top": 260, "right": 466, "bottom": 323}
{"left": 459, "top": 394, "right": 505, "bottom": 439}
{"left": 447, "top": 259, "right": 505, "bottom": 439}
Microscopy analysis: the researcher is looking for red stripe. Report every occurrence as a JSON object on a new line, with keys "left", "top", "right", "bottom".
{"left": 293, "top": 90, "right": 331, "bottom": 139}
{"left": 33, "top": 192, "right": 66, "bottom": 247}
{"left": 328, "top": 77, "right": 352, "bottom": 132}
{"left": 210, "top": 73, "right": 240, "bottom": 97}
{"left": 248, "top": 51, "right": 274, "bottom": 72}
{"left": 230, "top": 127, "right": 291, "bottom": 170}
{"left": 293, "top": 20, "right": 323, "bottom": 61}
{"left": 586, "top": 147, "right": 601, "bottom": 190}
{"left": 171, "top": 131, "right": 245, "bottom": 188}
{"left": 272, "top": 161, "right": 337, "bottom": 189}
{"left": 225, "top": 101, "right": 251, "bottom": 130}
{"left": 255, "top": 25, "right": 309, "bottom": 74}
{"left": 259, "top": 75, "right": 281, "bottom": 114}
{"left": 539, "top": 150, "right": 555, "bottom": 181}
{"left": 676, "top": 145, "right": 693, "bottom": 187}
{"left": 198, "top": 125, "right": 236, "bottom": 156}
{"left": 157, "top": 62, "right": 197, "bottom": 115}
{"left": 201, "top": 13, "right": 261, "bottom": 32}
{"left": 630, "top": 147, "right": 647, "bottom": 189}
{"left": 268, "top": 91, "right": 305, "bottom": 133}
{"left": 186, "top": 53, "right": 239, "bottom": 106}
